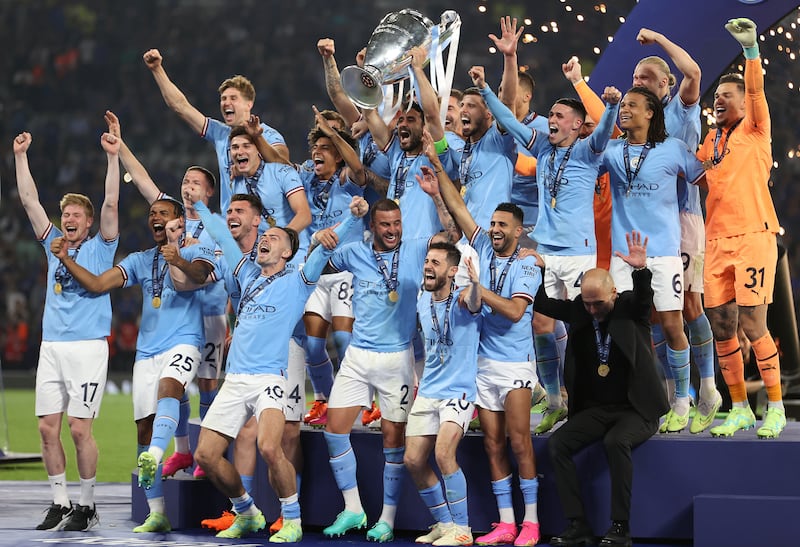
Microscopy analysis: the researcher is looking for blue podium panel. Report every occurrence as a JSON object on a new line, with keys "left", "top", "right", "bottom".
{"left": 694, "top": 494, "right": 800, "bottom": 547}
{"left": 132, "top": 419, "right": 800, "bottom": 540}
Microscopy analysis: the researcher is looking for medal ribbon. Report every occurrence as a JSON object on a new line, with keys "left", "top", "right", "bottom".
{"left": 546, "top": 141, "right": 576, "bottom": 206}
{"left": 237, "top": 269, "right": 289, "bottom": 318}
{"left": 712, "top": 118, "right": 743, "bottom": 166}
{"left": 373, "top": 243, "right": 401, "bottom": 295}
{"left": 459, "top": 141, "right": 474, "bottom": 185}
{"left": 151, "top": 249, "right": 170, "bottom": 301}
{"left": 430, "top": 290, "right": 454, "bottom": 348}
{"left": 430, "top": 290, "right": 454, "bottom": 365}
{"left": 393, "top": 156, "right": 413, "bottom": 201}
{"left": 592, "top": 319, "right": 612, "bottom": 364}
{"left": 243, "top": 161, "right": 274, "bottom": 225}
{"left": 54, "top": 237, "right": 87, "bottom": 290}
{"left": 313, "top": 169, "right": 339, "bottom": 211}
{"left": 190, "top": 220, "right": 204, "bottom": 239}
{"left": 248, "top": 240, "right": 258, "bottom": 262}
{"left": 489, "top": 246, "right": 520, "bottom": 294}
{"left": 623, "top": 141, "right": 652, "bottom": 196}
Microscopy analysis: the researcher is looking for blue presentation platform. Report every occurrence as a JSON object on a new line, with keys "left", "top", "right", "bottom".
{"left": 132, "top": 418, "right": 800, "bottom": 546}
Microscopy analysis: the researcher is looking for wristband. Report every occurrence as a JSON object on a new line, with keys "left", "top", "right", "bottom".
{"left": 743, "top": 45, "right": 759, "bottom": 60}
{"left": 434, "top": 137, "right": 448, "bottom": 155}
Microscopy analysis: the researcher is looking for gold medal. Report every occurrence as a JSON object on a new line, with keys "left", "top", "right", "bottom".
{"left": 54, "top": 282, "right": 62, "bottom": 295}
{"left": 393, "top": 198, "right": 401, "bottom": 205}
{"left": 388, "top": 290, "right": 399, "bottom": 303}
{"left": 551, "top": 197, "right": 556, "bottom": 209}
{"left": 597, "top": 363, "right": 610, "bottom": 377}
{"left": 702, "top": 158, "right": 715, "bottom": 171}
{"left": 460, "top": 186, "right": 467, "bottom": 198}
{"left": 152, "top": 296, "right": 162, "bottom": 309}
{"left": 267, "top": 217, "right": 276, "bottom": 228}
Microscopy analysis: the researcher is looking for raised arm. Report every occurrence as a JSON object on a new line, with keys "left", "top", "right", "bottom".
{"left": 313, "top": 105, "right": 367, "bottom": 187}
{"left": 98, "top": 131, "right": 121, "bottom": 241}
{"left": 491, "top": 16, "right": 524, "bottom": 112}
{"left": 363, "top": 107, "right": 391, "bottom": 151}
{"left": 193, "top": 200, "right": 242, "bottom": 271}
{"left": 13, "top": 133, "right": 49, "bottom": 236}
{"left": 408, "top": 46, "right": 444, "bottom": 142}
{"left": 303, "top": 196, "right": 369, "bottom": 282}
{"left": 461, "top": 256, "right": 482, "bottom": 313}
{"left": 245, "top": 114, "right": 291, "bottom": 165}
{"left": 636, "top": 28, "right": 701, "bottom": 105}
{"left": 50, "top": 236, "right": 124, "bottom": 293}
{"left": 159, "top": 218, "right": 212, "bottom": 284}
{"left": 587, "top": 87, "right": 622, "bottom": 153}
{"left": 318, "top": 38, "right": 362, "bottom": 127}
{"left": 419, "top": 129, "right": 478, "bottom": 238}
{"left": 474, "top": 68, "right": 535, "bottom": 148}
{"left": 615, "top": 231, "right": 653, "bottom": 320}
{"left": 143, "top": 49, "right": 207, "bottom": 134}
{"left": 364, "top": 168, "right": 389, "bottom": 197}
{"left": 284, "top": 174, "right": 312, "bottom": 234}
{"left": 725, "top": 18, "right": 769, "bottom": 131}
{"left": 563, "top": 57, "right": 623, "bottom": 139}
{"left": 417, "top": 164, "right": 461, "bottom": 244}
{"left": 106, "top": 111, "right": 161, "bottom": 204}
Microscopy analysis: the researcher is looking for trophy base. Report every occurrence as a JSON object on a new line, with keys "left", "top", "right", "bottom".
{"left": 341, "top": 65, "right": 385, "bottom": 109}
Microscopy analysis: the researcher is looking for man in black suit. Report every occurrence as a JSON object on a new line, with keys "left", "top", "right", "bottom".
{"left": 534, "top": 231, "right": 669, "bottom": 547}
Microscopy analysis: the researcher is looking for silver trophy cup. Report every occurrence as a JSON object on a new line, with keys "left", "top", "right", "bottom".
{"left": 341, "top": 9, "right": 458, "bottom": 109}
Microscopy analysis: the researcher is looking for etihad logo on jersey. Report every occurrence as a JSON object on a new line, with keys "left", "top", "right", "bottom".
{"left": 627, "top": 182, "right": 660, "bottom": 193}
{"left": 462, "top": 170, "right": 484, "bottom": 185}
{"left": 358, "top": 279, "right": 393, "bottom": 290}
{"left": 242, "top": 304, "right": 277, "bottom": 314}
{"left": 395, "top": 180, "right": 416, "bottom": 190}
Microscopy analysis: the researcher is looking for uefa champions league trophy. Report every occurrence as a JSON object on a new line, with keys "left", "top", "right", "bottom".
{"left": 341, "top": 8, "right": 461, "bottom": 117}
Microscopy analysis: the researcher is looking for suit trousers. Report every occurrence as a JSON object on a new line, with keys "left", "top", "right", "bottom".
{"left": 548, "top": 404, "right": 658, "bottom": 521}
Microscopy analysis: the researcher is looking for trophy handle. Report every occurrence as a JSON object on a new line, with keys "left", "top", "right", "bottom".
{"left": 436, "top": 10, "right": 461, "bottom": 48}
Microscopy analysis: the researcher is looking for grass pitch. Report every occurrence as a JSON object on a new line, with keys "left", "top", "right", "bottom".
{"left": 0, "top": 389, "right": 197, "bottom": 482}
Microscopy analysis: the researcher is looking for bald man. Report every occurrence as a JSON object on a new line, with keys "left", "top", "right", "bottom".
{"left": 533, "top": 232, "right": 668, "bottom": 547}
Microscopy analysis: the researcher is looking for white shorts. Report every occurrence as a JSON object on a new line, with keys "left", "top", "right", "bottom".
{"left": 541, "top": 253, "right": 597, "bottom": 300}
{"left": 610, "top": 255, "right": 684, "bottom": 312}
{"left": 201, "top": 372, "right": 286, "bottom": 438}
{"left": 35, "top": 339, "right": 108, "bottom": 419}
{"left": 328, "top": 345, "right": 414, "bottom": 423}
{"left": 198, "top": 314, "right": 227, "bottom": 380}
{"left": 132, "top": 344, "right": 200, "bottom": 421}
{"left": 304, "top": 271, "right": 354, "bottom": 322}
{"left": 406, "top": 395, "right": 474, "bottom": 437}
{"left": 475, "top": 357, "right": 538, "bottom": 412}
{"left": 284, "top": 337, "right": 306, "bottom": 422}
{"left": 680, "top": 212, "right": 705, "bottom": 294}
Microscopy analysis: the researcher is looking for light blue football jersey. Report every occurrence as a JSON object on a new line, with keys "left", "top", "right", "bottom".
{"left": 416, "top": 288, "right": 481, "bottom": 400}
{"left": 329, "top": 237, "right": 429, "bottom": 352}
{"left": 469, "top": 229, "right": 540, "bottom": 362}
{"left": 117, "top": 243, "right": 215, "bottom": 359}
{"left": 40, "top": 226, "right": 118, "bottom": 341}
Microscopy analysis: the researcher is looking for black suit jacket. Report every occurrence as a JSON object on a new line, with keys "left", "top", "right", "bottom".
{"left": 534, "top": 268, "right": 669, "bottom": 422}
